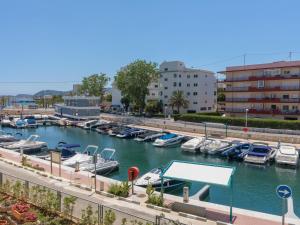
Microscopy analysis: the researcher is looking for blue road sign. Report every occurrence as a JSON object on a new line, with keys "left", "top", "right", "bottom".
{"left": 276, "top": 185, "right": 292, "bottom": 199}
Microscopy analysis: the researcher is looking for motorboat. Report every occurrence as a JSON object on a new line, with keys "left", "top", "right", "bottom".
{"left": 116, "top": 128, "right": 146, "bottom": 138}
{"left": 181, "top": 137, "right": 206, "bottom": 152}
{"left": 244, "top": 142, "right": 277, "bottom": 164}
{"left": 11, "top": 118, "right": 27, "bottom": 128}
{"left": 4, "top": 135, "right": 47, "bottom": 154}
{"left": 108, "top": 126, "right": 125, "bottom": 136}
{"left": 221, "top": 142, "right": 252, "bottom": 160}
{"left": 152, "top": 133, "right": 185, "bottom": 147}
{"left": 79, "top": 148, "right": 119, "bottom": 175}
{"left": 0, "top": 130, "right": 19, "bottom": 143}
{"left": 35, "top": 142, "right": 81, "bottom": 161}
{"left": 24, "top": 116, "right": 38, "bottom": 128}
{"left": 83, "top": 120, "right": 99, "bottom": 130}
{"left": 135, "top": 168, "right": 185, "bottom": 191}
{"left": 200, "top": 139, "right": 231, "bottom": 154}
{"left": 134, "top": 131, "right": 166, "bottom": 142}
{"left": 0, "top": 119, "right": 11, "bottom": 127}
{"left": 62, "top": 145, "right": 98, "bottom": 167}
{"left": 275, "top": 144, "right": 299, "bottom": 167}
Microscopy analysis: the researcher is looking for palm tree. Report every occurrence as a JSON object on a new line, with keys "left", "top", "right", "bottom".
{"left": 169, "top": 90, "right": 189, "bottom": 114}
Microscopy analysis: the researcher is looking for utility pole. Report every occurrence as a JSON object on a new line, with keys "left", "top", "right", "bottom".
{"left": 243, "top": 54, "right": 247, "bottom": 66}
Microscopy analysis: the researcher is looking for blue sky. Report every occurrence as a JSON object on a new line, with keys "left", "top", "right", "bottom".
{"left": 0, "top": 0, "right": 300, "bottom": 95}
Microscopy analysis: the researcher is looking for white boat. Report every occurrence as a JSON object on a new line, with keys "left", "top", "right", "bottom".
{"left": 0, "top": 130, "right": 17, "bottom": 143}
{"left": 244, "top": 143, "right": 277, "bottom": 165}
{"left": 204, "top": 140, "right": 232, "bottom": 155}
{"left": 4, "top": 135, "right": 47, "bottom": 154}
{"left": 152, "top": 133, "right": 185, "bottom": 147}
{"left": 58, "top": 118, "right": 68, "bottom": 126}
{"left": 135, "top": 168, "right": 185, "bottom": 191}
{"left": 79, "top": 148, "right": 119, "bottom": 175}
{"left": 62, "top": 145, "right": 98, "bottom": 167}
{"left": 275, "top": 144, "right": 299, "bottom": 167}
{"left": 134, "top": 131, "right": 166, "bottom": 142}
{"left": 181, "top": 137, "right": 206, "bottom": 152}
{"left": 83, "top": 120, "right": 99, "bottom": 130}
{"left": 0, "top": 119, "right": 11, "bottom": 127}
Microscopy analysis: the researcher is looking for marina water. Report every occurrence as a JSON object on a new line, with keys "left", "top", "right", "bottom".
{"left": 2, "top": 126, "right": 300, "bottom": 216}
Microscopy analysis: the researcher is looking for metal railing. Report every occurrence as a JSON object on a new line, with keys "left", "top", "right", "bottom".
{"left": 0, "top": 171, "right": 181, "bottom": 225}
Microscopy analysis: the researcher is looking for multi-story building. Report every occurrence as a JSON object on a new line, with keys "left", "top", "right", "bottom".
{"left": 221, "top": 60, "right": 300, "bottom": 120}
{"left": 55, "top": 96, "right": 100, "bottom": 119}
{"left": 147, "top": 61, "right": 217, "bottom": 113}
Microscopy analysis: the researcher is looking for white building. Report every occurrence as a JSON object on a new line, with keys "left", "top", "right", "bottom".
{"left": 111, "top": 82, "right": 123, "bottom": 110}
{"left": 111, "top": 61, "right": 217, "bottom": 113}
{"left": 148, "top": 61, "right": 217, "bottom": 113}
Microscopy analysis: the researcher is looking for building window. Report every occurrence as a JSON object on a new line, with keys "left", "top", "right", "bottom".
{"left": 208, "top": 107, "right": 212, "bottom": 110}
{"left": 160, "top": 74, "right": 163, "bottom": 78}
{"left": 193, "top": 102, "right": 198, "bottom": 104}
{"left": 179, "top": 82, "right": 181, "bottom": 87}
{"left": 257, "top": 80, "right": 265, "bottom": 88}
{"left": 154, "top": 85, "right": 158, "bottom": 88}
{"left": 187, "top": 92, "right": 190, "bottom": 96}
{"left": 187, "top": 83, "right": 190, "bottom": 87}
{"left": 193, "top": 92, "right": 198, "bottom": 96}
{"left": 271, "top": 105, "right": 277, "bottom": 110}
{"left": 164, "top": 78, "right": 168, "bottom": 81}
{"left": 151, "top": 93, "right": 155, "bottom": 96}
{"left": 164, "top": 95, "right": 168, "bottom": 99}
{"left": 160, "top": 91, "right": 163, "bottom": 96}
{"left": 200, "top": 107, "right": 207, "bottom": 111}
{"left": 214, "top": 91, "right": 216, "bottom": 96}
{"left": 292, "top": 105, "right": 298, "bottom": 110}
{"left": 205, "top": 74, "right": 207, "bottom": 78}
{"left": 284, "top": 70, "right": 290, "bottom": 75}
{"left": 179, "top": 74, "right": 181, "bottom": 78}
{"left": 164, "top": 86, "right": 168, "bottom": 90}
{"left": 194, "top": 83, "right": 198, "bottom": 87}
{"left": 283, "top": 94, "right": 289, "bottom": 99}
{"left": 205, "top": 100, "right": 207, "bottom": 103}
{"left": 174, "top": 73, "right": 177, "bottom": 78}
{"left": 173, "top": 82, "right": 177, "bottom": 87}
{"left": 187, "top": 75, "right": 190, "bottom": 78}
{"left": 205, "top": 92, "right": 207, "bottom": 95}
{"left": 164, "top": 68, "right": 168, "bottom": 71}
{"left": 283, "top": 105, "right": 289, "bottom": 111}
{"left": 194, "top": 74, "right": 198, "bottom": 78}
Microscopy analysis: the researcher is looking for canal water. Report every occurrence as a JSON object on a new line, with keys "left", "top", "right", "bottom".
{"left": 2, "top": 126, "right": 300, "bottom": 216}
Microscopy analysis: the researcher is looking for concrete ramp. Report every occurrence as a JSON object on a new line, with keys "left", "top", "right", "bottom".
{"left": 191, "top": 185, "right": 210, "bottom": 201}
{"left": 286, "top": 197, "right": 300, "bottom": 225}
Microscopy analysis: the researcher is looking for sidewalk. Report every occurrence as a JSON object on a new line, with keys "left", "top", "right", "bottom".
{"left": 0, "top": 147, "right": 292, "bottom": 225}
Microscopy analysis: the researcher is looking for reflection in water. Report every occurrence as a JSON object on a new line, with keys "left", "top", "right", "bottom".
{"left": 1, "top": 126, "right": 300, "bottom": 216}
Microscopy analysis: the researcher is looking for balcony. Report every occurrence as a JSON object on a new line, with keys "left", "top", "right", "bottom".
{"left": 225, "top": 74, "right": 300, "bottom": 82}
{"left": 225, "top": 108, "right": 300, "bottom": 115}
{"left": 225, "top": 98, "right": 300, "bottom": 103}
{"left": 225, "top": 86, "right": 300, "bottom": 92}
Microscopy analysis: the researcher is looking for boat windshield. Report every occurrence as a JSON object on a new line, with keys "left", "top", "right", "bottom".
{"left": 252, "top": 146, "right": 270, "bottom": 153}
{"left": 161, "top": 134, "right": 177, "bottom": 140}
{"left": 150, "top": 168, "right": 161, "bottom": 174}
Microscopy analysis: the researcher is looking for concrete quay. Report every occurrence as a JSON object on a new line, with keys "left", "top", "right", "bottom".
{"left": 0, "top": 147, "right": 297, "bottom": 225}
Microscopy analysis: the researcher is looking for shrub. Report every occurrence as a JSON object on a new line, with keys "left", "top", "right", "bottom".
{"left": 174, "top": 113, "right": 300, "bottom": 130}
{"left": 146, "top": 184, "right": 163, "bottom": 207}
{"left": 104, "top": 209, "right": 116, "bottom": 225}
{"left": 108, "top": 181, "right": 131, "bottom": 197}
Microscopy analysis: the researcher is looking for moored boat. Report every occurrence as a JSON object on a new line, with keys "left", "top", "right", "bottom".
{"left": 244, "top": 143, "right": 277, "bottom": 165}
{"left": 275, "top": 144, "right": 299, "bottom": 167}
{"left": 152, "top": 133, "right": 185, "bottom": 147}
{"left": 134, "top": 131, "right": 166, "bottom": 142}
{"left": 135, "top": 168, "right": 185, "bottom": 191}
{"left": 181, "top": 137, "right": 206, "bottom": 152}
{"left": 200, "top": 139, "right": 231, "bottom": 154}
{"left": 4, "top": 135, "right": 47, "bottom": 154}
{"left": 221, "top": 142, "right": 252, "bottom": 160}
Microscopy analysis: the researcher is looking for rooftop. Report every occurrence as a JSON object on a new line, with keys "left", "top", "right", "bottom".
{"left": 220, "top": 60, "right": 300, "bottom": 73}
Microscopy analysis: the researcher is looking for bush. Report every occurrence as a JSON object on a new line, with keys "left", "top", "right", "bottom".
{"left": 108, "top": 181, "right": 131, "bottom": 197}
{"left": 174, "top": 113, "right": 300, "bottom": 130}
{"left": 146, "top": 184, "right": 163, "bottom": 207}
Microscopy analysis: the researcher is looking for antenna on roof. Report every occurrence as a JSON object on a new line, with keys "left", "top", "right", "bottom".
{"left": 289, "top": 51, "right": 292, "bottom": 61}
{"left": 243, "top": 54, "right": 247, "bottom": 66}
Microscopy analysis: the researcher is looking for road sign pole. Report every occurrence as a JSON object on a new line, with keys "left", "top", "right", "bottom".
{"left": 282, "top": 198, "right": 285, "bottom": 225}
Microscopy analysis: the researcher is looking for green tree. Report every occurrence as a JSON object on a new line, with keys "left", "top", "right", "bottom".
{"left": 115, "top": 60, "right": 159, "bottom": 113}
{"left": 169, "top": 90, "right": 189, "bottom": 114}
{"left": 80, "top": 205, "right": 97, "bottom": 225}
{"left": 120, "top": 96, "right": 130, "bottom": 112}
{"left": 145, "top": 100, "right": 162, "bottom": 115}
{"left": 105, "top": 93, "right": 112, "bottom": 102}
{"left": 63, "top": 196, "right": 77, "bottom": 222}
{"left": 80, "top": 73, "right": 109, "bottom": 98}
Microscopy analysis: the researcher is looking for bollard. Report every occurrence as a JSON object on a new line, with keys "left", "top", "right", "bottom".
{"left": 183, "top": 186, "right": 189, "bottom": 203}
{"left": 99, "top": 181, "right": 104, "bottom": 191}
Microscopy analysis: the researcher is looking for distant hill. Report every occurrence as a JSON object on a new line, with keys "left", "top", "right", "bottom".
{"left": 34, "top": 90, "right": 70, "bottom": 97}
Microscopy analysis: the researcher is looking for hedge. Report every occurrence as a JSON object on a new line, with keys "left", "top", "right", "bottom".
{"left": 174, "top": 114, "right": 300, "bottom": 130}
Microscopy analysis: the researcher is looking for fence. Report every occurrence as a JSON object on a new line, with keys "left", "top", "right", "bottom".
{"left": 0, "top": 171, "right": 185, "bottom": 225}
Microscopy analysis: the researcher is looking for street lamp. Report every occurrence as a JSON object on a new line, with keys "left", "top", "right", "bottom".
{"left": 245, "top": 108, "right": 249, "bottom": 127}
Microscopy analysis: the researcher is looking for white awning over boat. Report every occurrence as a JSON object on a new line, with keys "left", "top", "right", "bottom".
{"left": 162, "top": 161, "right": 235, "bottom": 186}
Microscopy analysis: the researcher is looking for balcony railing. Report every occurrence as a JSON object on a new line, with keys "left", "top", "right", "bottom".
{"left": 226, "top": 98, "right": 300, "bottom": 103}
{"left": 225, "top": 86, "right": 300, "bottom": 92}
{"left": 225, "top": 108, "right": 300, "bottom": 115}
{"left": 225, "top": 74, "right": 300, "bottom": 82}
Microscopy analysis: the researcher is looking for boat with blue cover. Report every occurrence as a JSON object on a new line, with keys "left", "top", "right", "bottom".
{"left": 221, "top": 142, "right": 252, "bottom": 160}
{"left": 116, "top": 128, "right": 145, "bottom": 138}
{"left": 244, "top": 142, "right": 277, "bottom": 164}
{"left": 152, "top": 133, "right": 185, "bottom": 147}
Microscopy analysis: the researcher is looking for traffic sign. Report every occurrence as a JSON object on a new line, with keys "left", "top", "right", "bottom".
{"left": 276, "top": 185, "right": 292, "bottom": 199}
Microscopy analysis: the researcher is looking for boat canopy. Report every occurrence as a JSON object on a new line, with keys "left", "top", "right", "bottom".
{"left": 161, "top": 133, "right": 177, "bottom": 140}
{"left": 162, "top": 160, "right": 235, "bottom": 186}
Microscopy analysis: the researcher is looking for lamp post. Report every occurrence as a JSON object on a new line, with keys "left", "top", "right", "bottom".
{"left": 245, "top": 108, "right": 249, "bottom": 127}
